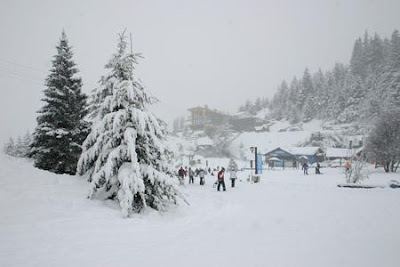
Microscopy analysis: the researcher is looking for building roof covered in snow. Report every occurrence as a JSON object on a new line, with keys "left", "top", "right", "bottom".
{"left": 284, "top": 146, "right": 323, "bottom": 156}
{"left": 326, "top": 148, "right": 353, "bottom": 159}
{"left": 234, "top": 111, "right": 254, "bottom": 120}
{"left": 196, "top": 136, "right": 214, "bottom": 147}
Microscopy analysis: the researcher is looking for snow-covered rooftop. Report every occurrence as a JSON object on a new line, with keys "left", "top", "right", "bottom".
{"left": 196, "top": 136, "right": 213, "bottom": 146}
{"left": 285, "top": 146, "right": 322, "bottom": 156}
{"left": 234, "top": 111, "right": 254, "bottom": 119}
{"left": 326, "top": 148, "right": 352, "bottom": 158}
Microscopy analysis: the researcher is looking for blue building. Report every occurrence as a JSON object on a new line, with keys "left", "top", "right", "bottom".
{"left": 264, "top": 147, "right": 325, "bottom": 169}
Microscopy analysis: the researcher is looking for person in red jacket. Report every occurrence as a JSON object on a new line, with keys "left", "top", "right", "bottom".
{"left": 178, "top": 166, "right": 186, "bottom": 185}
{"left": 217, "top": 167, "right": 226, "bottom": 191}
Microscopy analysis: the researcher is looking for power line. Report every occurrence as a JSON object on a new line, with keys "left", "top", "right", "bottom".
{"left": 0, "top": 65, "right": 45, "bottom": 81}
{"left": 0, "top": 65, "right": 45, "bottom": 86}
{"left": 0, "top": 58, "right": 98, "bottom": 88}
{"left": 0, "top": 72, "right": 44, "bottom": 86}
{"left": 0, "top": 57, "right": 47, "bottom": 73}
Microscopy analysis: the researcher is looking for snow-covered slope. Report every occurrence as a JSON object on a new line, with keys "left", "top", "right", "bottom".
{"left": 1, "top": 154, "right": 399, "bottom": 267}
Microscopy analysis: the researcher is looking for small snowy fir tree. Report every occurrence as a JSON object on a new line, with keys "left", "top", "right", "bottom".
{"left": 227, "top": 158, "right": 239, "bottom": 171}
{"left": 15, "top": 132, "right": 32, "bottom": 158}
{"left": 31, "top": 31, "right": 89, "bottom": 174}
{"left": 3, "top": 138, "right": 16, "bottom": 156}
{"left": 4, "top": 131, "right": 33, "bottom": 158}
{"left": 77, "top": 31, "right": 185, "bottom": 217}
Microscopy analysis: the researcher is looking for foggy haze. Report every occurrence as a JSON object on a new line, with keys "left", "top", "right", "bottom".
{"left": 0, "top": 0, "right": 399, "bottom": 143}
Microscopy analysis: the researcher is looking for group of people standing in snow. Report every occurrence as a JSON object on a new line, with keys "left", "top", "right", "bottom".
{"left": 301, "top": 161, "right": 321, "bottom": 175}
{"left": 177, "top": 166, "right": 237, "bottom": 191}
{"left": 178, "top": 166, "right": 203, "bottom": 185}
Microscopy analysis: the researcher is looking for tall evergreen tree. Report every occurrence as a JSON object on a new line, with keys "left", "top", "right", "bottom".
{"left": 287, "top": 77, "right": 300, "bottom": 123}
{"left": 387, "top": 30, "right": 400, "bottom": 108}
{"left": 300, "top": 68, "right": 315, "bottom": 121}
{"left": 350, "top": 38, "right": 364, "bottom": 78}
{"left": 339, "top": 74, "right": 364, "bottom": 122}
{"left": 312, "top": 69, "right": 326, "bottom": 118}
{"left": 31, "top": 31, "right": 89, "bottom": 174}
{"left": 362, "top": 70, "right": 382, "bottom": 121}
{"left": 368, "top": 33, "right": 385, "bottom": 72}
{"left": 243, "top": 29, "right": 399, "bottom": 127}
{"left": 77, "top": 32, "right": 184, "bottom": 217}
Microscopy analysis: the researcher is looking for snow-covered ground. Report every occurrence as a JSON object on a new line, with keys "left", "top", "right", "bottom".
{"left": 1, "top": 154, "right": 399, "bottom": 267}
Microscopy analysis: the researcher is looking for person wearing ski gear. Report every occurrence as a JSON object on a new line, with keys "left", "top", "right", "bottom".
{"left": 344, "top": 161, "right": 351, "bottom": 171}
{"left": 315, "top": 162, "right": 321, "bottom": 174}
{"left": 178, "top": 166, "right": 186, "bottom": 185}
{"left": 217, "top": 167, "right": 226, "bottom": 191}
{"left": 302, "top": 162, "right": 309, "bottom": 175}
{"left": 344, "top": 161, "right": 352, "bottom": 180}
{"left": 229, "top": 168, "right": 237, "bottom": 187}
{"left": 188, "top": 167, "right": 194, "bottom": 184}
{"left": 198, "top": 168, "right": 206, "bottom": 185}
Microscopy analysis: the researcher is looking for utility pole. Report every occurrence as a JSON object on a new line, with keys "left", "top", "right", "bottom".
{"left": 255, "top": 147, "right": 258, "bottom": 175}
{"left": 250, "top": 146, "right": 258, "bottom": 175}
{"left": 130, "top": 33, "right": 133, "bottom": 54}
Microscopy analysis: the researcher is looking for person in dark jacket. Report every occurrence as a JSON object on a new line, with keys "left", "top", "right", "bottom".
{"left": 302, "top": 162, "right": 309, "bottom": 175}
{"left": 217, "top": 167, "right": 226, "bottom": 191}
{"left": 315, "top": 162, "right": 321, "bottom": 174}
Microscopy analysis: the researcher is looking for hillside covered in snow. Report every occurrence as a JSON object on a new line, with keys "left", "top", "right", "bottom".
{"left": 172, "top": 119, "right": 363, "bottom": 163}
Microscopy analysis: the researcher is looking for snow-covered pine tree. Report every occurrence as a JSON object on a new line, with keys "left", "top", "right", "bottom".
{"left": 338, "top": 74, "right": 364, "bottom": 123}
{"left": 350, "top": 37, "right": 365, "bottom": 78}
{"left": 311, "top": 69, "right": 326, "bottom": 119}
{"left": 77, "top": 31, "right": 184, "bottom": 217}
{"left": 368, "top": 33, "right": 386, "bottom": 73}
{"left": 287, "top": 77, "right": 301, "bottom": 124}
{"left": 387, "top": 30, "right": 400, "bottom": 109}
{"left": 4, "top": 131, "right": 33, "bottom": 158}
{"left": 301, "top": 68, "right": 315, "bottom": 121}
{"left": 21, "top": 131, "right": 33, "bottom": 157}
{"left": 326, "top": 63, "right": 349, "bottom": 121}
{"left": 30, "top": 31, "right": 89, "bottom": 174}
{"left": 3, "top": 138, "right": 15, "bottom": 156}
{"left": 362, "top": 67, "right": 384, "bottom": 122}
{"left": 15, "top": 136, "right": 25, "bottom": 157}
{"left": 227, "top": 158, "right": 239, "bottom": 171}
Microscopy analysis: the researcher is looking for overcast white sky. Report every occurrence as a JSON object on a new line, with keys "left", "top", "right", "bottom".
{"left": 0, "top": 0, "right": 399, "bottom": 144}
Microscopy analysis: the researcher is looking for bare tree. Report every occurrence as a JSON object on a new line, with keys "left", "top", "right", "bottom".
{"left": 345, "top": 160, "right": 369, "bottom": 183}
{"left": 364, "top": 109, "right": 400, "bottom": 172}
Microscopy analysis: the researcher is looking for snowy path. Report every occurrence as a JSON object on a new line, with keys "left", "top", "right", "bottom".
{"left": 1, "top": 155, "right": 399, "bottom": 267}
